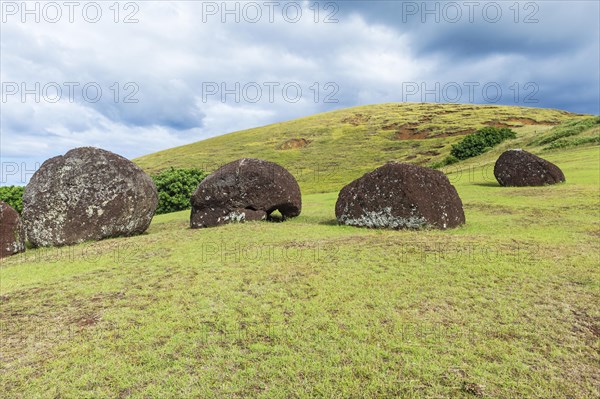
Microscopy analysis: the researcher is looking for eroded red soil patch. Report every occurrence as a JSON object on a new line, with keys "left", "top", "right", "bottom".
{"left": 486, "top": 118, "right": 560, "bottom": 128}
{"left": 278, "top": 138, "right": 311, "bottom": 150}
{"left": 341, "top": 113, "right": 371, "bottom": 126}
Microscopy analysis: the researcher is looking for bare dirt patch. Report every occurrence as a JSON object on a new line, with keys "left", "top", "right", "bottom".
{"left": 418, "top": 150, "right": 440, "bottom": 157}
{"left": 585, "top": 230, "right": 600, "bottom": 238}
{"left": 383, "top": 123, "right": 429, "bottom": 139}
{"left": 485, "top": 120, "right": 512, "bottom": 128}
{"left": 0, "top": 285, "right": 140, "bottom": 368}
{"left": 432, "top": 109, "right": 460, "bottom": 116}
{"left": 385, "top": 123, "right": 475, "bottom": 140}
{"left": 278, "top": 138, "right": 311, "bottom": 150}
{"left": 341, "top": 113, "right": 371, "bottom": 126}
{"left": 486, "top": 118, "right": 560, "bottom": 128}
{"left": 73, "top": 313, "right": 102, "bottom": 327}
{"left": 508, "top": 117, "right": 560, "bottom": 126}
{"left": 572, "top": 308, "right": 600, "bottom": 340}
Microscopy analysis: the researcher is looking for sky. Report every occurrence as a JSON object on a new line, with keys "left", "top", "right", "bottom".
{"left": 1, "top": 0, "right": 599, "bottom": 185}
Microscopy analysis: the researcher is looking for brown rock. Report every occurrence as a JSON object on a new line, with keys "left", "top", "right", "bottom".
{"left": 0, "top": 201, "right": 26, "bottom": 258}
{"left": 494, "top": 149, "right": 565, "bottom": 186}
{"left": 335, "top": 162, "right": 465, "bottom": 229}
{"left": 190, "top": 158, "right": 301, "bottom": 228}
{"left": 23, "top": 147, "right": 158, "bottom": 247}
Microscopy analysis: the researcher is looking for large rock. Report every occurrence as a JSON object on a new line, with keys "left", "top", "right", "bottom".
{"left": 0, "top": 201, "right": 25, "bottom": 258}
{"left": 23, "top": 147, "right": 158, "bottom": 247}
{"left": 191, "top": 158, "right": 301, "bottom": 228}
{"left": 335, "top": 162, "right": 465, "bottom": 229}
{"left": 494, "top": 149, "right": 565, "bottom": 186}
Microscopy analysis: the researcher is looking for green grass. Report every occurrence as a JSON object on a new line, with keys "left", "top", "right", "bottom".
{"left": 1, "top": 135, "right": 598, "bottom": 397}
{"left": 532, "top": 116, "right": 599, "bottom": 147}
{"left": 133, "top": 103, "right": 588, "bottom": 194}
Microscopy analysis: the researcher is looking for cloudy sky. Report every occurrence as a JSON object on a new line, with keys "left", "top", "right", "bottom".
{"left": 1, "top": 0, "right": 598, "bottom": 185}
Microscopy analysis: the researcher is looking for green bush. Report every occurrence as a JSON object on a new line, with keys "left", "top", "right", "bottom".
{"left": 0, "top": 186, "right": 25, "bottom": 214}
{"left": 152, "top": 168, "right": 207, "bottom": 215}
{"left": 450, "top": 127, "right": 516, "bottom": 160}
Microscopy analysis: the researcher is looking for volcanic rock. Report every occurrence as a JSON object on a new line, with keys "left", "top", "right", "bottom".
{"left": 0, "top": 201, "right": 26, "bottom": 258}
{"left": 23, "top": 147, "right": 158, "bottom": 247}
{"left": 190, "top": 158, "right": 301, "bottom": 228}
{"left": 335, "top": 162, "right": 465, "bottom": 229}
{"left": 494, "top": 149, "right": 565, "bottom": 186}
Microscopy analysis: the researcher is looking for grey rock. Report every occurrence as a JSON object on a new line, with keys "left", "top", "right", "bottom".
{"left": 23, "top": 147, "right": 158, "bottom": 247}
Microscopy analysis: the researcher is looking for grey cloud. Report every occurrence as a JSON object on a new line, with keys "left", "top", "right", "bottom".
{"left": 1, "top": 0, "right": 598, "bottom": 186}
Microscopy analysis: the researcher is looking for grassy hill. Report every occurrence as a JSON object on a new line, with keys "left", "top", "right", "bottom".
{"left": 1, "top": 104, "right": 599, "bottom": 398}
{"left": 134, "top": 103, "right": 589, "bottom": 194}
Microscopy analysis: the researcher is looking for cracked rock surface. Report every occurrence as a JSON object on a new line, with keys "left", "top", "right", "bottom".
{"left": 23, "top": 147, "right": 158, "bottom": 247}
{"left": 494, "top": 149, "right": 565, "bottom": 187}
{"left": 335, "top": 162, "right": 465, "bottom": 230}
{"left": 0, "top": 200, "right": 25, "bottom": 258}
{"left": 190, "top": 158, "right": 301, "bottom": 228}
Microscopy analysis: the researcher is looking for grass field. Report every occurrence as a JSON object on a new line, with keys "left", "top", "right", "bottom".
{"left": 1, "top": 104, "right": 598, "bottom": 398}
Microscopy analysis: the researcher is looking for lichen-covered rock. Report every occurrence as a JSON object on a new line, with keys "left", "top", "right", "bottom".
{"left": 0, "top": 201, "right": 25, "bottom": 258}
{"left": 23, "top": 147, "right": 158, "bottom": 247}
{"left": 335, "top": 162, "right": 465, "bottom": 229}
{"left": 190, "top": 158, "right": 301, "bottom": 228}
{"left": 494, "top": 149, "right": 565, "bottom": 186}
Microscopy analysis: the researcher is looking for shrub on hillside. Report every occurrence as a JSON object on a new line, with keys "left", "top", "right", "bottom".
{"left": 450, "top": 127, "right": 517, "bottom": 160}
{"left": 430, "top": 127, "right": 516, "bottom": 169}
{"left": 0, "top": 185, "right": 25, "bottom": 213}
{"left": 152, "top": 168, "right": 207, "bottom": 215}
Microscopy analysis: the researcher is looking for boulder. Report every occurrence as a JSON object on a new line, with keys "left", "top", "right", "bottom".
{"left": 190, "top": 158, "right": 301, "bottom": 228}
{"left": 0, "top": 201, "right": 26, "bottom": 258}
{"left": 335, "top": 162, "right": 465, "bottom": 229}
{"left": 494, "top": 149, "right": 565, "bottom": 186}
{"left": 23, "top": 147, "right": 158, "bottom": 247}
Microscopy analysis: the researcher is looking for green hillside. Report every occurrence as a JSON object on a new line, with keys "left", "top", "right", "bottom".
{"left": 2, "top": 104, "right": 599, "bottom": 398}
{"left": 134, "top": 103, "right": 589, "bottom": 193}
